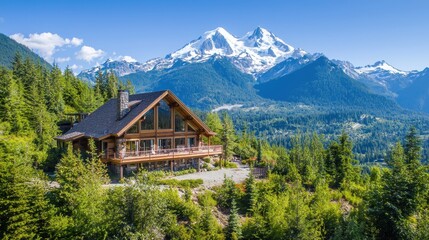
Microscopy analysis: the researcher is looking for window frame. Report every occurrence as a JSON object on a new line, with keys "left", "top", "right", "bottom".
{"left": 157, "top": 100, "right": 172, "bottom": 130}
{"left": 140, "top": 108, "right": 155, "bottom": 131}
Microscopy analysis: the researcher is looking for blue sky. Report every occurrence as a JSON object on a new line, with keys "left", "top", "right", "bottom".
{"left": 0, "top": 0, "right": 428, "bottom": 72}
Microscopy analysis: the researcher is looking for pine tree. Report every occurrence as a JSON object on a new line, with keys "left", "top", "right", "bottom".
{"left": 221, "top": 113, "right": 236, "bottom": 163}
{"left": 205, "top": 112, "right": 223, "bottom": 145}
{"left": 86, "top": 138, "right": 99, "bottom": 160}
{"left": 55, "top": 145, "right": 109, "bottom": 238}
{"left": 325, "top": 132, "right": 357, "bottom": 188}
{"left": 94, "top": 70, "right": 106, "bottom": 102}
{"left": 28, "top": 83, "right": 58, "bottom": 152}
{"left": 404, "top": 126, "right": 422, "bottom": 167}
{"left": 0, "top": 135, "right": 53, "bottom": 239}
{"left": 46, "top": 65, "right": 65, "bottom": 115}
{"left": 226, "top": 199, "right": 242, "bottom": 240}
{"left": 244, "top": 173, "right": 258, "bottom": 214}
{"left": 195, "top": 208, "right": 223, "bottom": 239}
{"left": 257, "top": 140, "right": 262, "bottom": 163}
{"left": 310, "top": 133, "right": 325, "bottom": 177}
{"left": 0, "top": 68, "right": 29, "bottom": 133}
{"left": 106, "top": 71, "right": 119, "bottom": 99}
{"left": 125, "top": 79, "right": 135, "bottom": 94}
{"left": 367, "top": 134, "right": 429, "bottom": 239}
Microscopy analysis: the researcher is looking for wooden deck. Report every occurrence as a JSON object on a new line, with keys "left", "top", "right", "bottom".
{"left": 104, "top": 145, "right": 222, "bottom": 164}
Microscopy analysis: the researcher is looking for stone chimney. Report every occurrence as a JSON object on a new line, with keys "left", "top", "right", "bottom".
{"left": 117, "top": 90, "right": 129, "bottom": 120}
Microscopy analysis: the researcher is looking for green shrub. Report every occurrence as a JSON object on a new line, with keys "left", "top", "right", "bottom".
{"left": 162, "top": 189, "right": 202, "bottom": 224}
{"left": 174, "top": 169, "right": 197, "bottom": 176}
{"left": 197, "top": 191, "right": 217, "bottom": 207}
{"left": 203, "top": 157, "right": 211, "bottom": 163}
{"left": 225, "top": 161, "right": 238, "bottom": 168}
{"left": 157, "top": 179, "right": 203, "bottom": 188}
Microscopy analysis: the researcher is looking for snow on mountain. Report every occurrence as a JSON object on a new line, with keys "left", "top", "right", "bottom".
{"left": 349, "top": 61, "right": 415, "bottom": 97}
{"left": 77, "top": 26, "right": 424, "bottom": 96}
{"left": 355, "top": 60, "right": 408, "bottom": 77}
{"left": 167, "top": 27, "right": 308, "bottom": 75}
{"left": 78, "top": 27, "right": 313, "bottom": 81}
{"left": 78, "top": 58, "right": 148, "bottom": 82}
{"left": 331, "top": 59, "right": 360, "bottom": 79}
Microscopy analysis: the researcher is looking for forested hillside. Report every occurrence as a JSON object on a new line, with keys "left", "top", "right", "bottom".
{"left": 1, "top": 69, "right": 429, "bottom": 239}
{"left": 121, "top": 57, "right": 262, "bottom": 109}
{"left": 0, "top": 33, "right": 51, "bottom": 69}
{"left": 397, "top": 68, "right": 429, "bottom": 112}
{"left": 256, "top": 56, "right": 399, "bottom": 111}
{"left": 0, "top": 54, "right": 134, "bottom": 168}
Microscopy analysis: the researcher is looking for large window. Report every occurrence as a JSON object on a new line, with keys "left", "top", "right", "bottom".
{"left": 158, "top": 100, "right": 171, "bottom": 129}
{"left": 188, "top": 137, "right": 196, "bottom": 147}
{"left": 158, "top": 138, "right": 172, "bottom": 150}
{"left": 126, "top": 141, "right": 137, "bottom": 152}
{"left": 175, "top": 111, "right": 185, "bottom": 132}
{"left": 188, "top": 124, "right": 196, "bottom": 132}
{"left": 140, "top": 139, "right": 154, "bottom": 152}
{"left": 141, "top": 108, "right": 154, "bottom": 130}
{"left": 175, "top": 138, "right": 185, "bottom": 148}
{"left": 126, "top": 123, "right": 139, "bottom": 134}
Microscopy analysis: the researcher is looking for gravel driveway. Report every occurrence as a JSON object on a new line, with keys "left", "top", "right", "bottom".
{"left": 172, "top": 166, "right": 251, "bottom": 188}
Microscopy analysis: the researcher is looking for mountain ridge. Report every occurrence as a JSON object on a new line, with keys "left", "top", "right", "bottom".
{"left": 0, "top": 33, "right": 52, "bottom": 69}
{"left": 71, "top": 27, "right": 429, "bottom": 114}
{"left": 77, "top": 27, "right": 314, "bottom": 81}
{"left": 256, "top": 56, "right": 399, "bottom": 111}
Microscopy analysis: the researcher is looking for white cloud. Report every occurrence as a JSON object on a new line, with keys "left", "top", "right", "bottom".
{"left": 109, "top": 55, "right": 138, "bottom": 62}
{"left": 70, "top": 37, "right": 83, "bottom": 46}
{"left": 69, "top": 64, "right": 83, "bottom": 75}
{"left": 55, "top": 57, "right": 70, "bottom": 63}
{"left": 75, "top": 45, "right": 104, "bottom": 62}
{"left": 9, "top": 32, "right": 83, "bottom": 60}
{"left": 120, "top": 55, "right": 137, "bottom": 62}
{"left": 70, "top": 64, "right": 81, "bottom": 70}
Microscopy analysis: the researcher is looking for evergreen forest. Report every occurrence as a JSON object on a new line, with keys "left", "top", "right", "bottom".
{"left": 0, "top": 56, "right": 429, "bottom": 240}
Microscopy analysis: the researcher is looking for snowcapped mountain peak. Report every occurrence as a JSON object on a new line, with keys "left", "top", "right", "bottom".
{"left": 373, "top": 60, "right": 387, "bottom": 66}
{"left": 248, "top": 27, "right": 272, "bottom": 40}
{"left": 169, "top": 27, "right": 238, "bottom": 61}
{"left": 168, "top": 26, "right": 308, "bottom": 75}
{"left": 243, "top": 27, "right": 291, "bottom": 51}
{"left": 79, "top": 27, "right": 314, "bottom": 80}
{"left": 203, "top": 27, "right": 234, "bottom": 38}
{"left": 78, "top": 56, "right": 147, "bottom": 81}
{"left": 355, "top": 60, "right": 407, "bottom": 75}
{"left": 351, "top": 60, "right": 412, "bottom": 97}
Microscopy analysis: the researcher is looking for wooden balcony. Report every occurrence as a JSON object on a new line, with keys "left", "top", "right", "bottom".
{"left": 105, "top": 145, "right": 223, "bottom": 164}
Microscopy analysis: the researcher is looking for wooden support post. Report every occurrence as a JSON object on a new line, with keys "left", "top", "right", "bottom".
{"left": 208, "top": 136, "right": 210, "bottom": 157}
{"left": 119, "top": 165, "right": 123, "bottom": 179}
{"left": 197, "top": 158, "right": 201, "bottom": 172}
{"left": 170, "top": 160, "right": 174, "bottom": 172}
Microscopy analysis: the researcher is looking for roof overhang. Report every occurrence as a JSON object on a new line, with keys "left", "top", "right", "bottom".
{"left": 55, "top": 132, "right": 84, "bottom": 142}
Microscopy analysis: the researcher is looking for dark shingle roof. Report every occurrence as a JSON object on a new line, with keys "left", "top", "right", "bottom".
{"left": 56, "top": 131, "right": 84, "bottom": 141}
{"left": 57, "top": 90, "right": 167, "bottom": 140}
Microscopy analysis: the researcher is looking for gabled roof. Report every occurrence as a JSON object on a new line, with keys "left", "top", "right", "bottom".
{"left": 56, "top": 90, "right": 215, "bottom": 141}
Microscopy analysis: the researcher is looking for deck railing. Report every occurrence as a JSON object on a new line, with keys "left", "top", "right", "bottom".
{"left": 108, "top": 145, "right": 222, "bottom": 161}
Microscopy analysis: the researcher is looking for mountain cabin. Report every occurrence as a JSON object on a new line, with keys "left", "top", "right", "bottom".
{"left": 55, "top": 90, "right": 222, "bottom": 178}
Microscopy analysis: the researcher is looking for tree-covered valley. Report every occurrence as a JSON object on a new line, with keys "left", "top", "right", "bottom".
{"left": 0, "top": 53, "right": 429, "bottom": 240}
